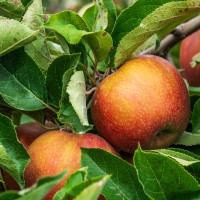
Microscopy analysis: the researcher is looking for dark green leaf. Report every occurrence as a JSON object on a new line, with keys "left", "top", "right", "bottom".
{"left": 189, "top": 87, "right": 200, "bottom": 96}
{"left": 134, "top": 146, "right": 200, "bottom": 200}
{"left": 46, "top": 54, "right": 80, "bottom": 107}
{"left": 0, "top": 49, "right": 47, "bottom": 111}
{"left": 192, "top": 99, "right": 200, "bottom": 133}
{"left": 81, "top": 148, "right": 149, "bottom": 200}
{"left": 0, "top": 114, "right": 29, "bottom": 189}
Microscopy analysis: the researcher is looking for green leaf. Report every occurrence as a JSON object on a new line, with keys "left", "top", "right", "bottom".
{"left": 0, "top": 49, "right": 47, "bottom": 111}
{"left": 192, "top": 99, "right": 200, "bottom": 133}
{"left": 153, "top": 148, "right": 200, "bottom": 166}
{"left": 67, "top": 71, "right": 89, "bottom": 126}
{"left": 134, "top": 146, "right": 200, "bottom": 200}
{"left": 0, "top": 114, "right": 30, "bottom": 189}
{"left": 81, "top": 148, "right": 149, "bottom": 200}
{"left": 189, "top": 87, "right": 200, "bottom": 96}
{"left": 0, "top": 0, "right": 24, "bottom": 19}
{"left": 175, "top": 132, "right": 200, "bottom": 146}
{"left": 96, "top": 0, "right": 117, "bottom": 33}
{"left": 58, "top": 99, "right": 93, "bottom": 133}
{"left": 22, "top": 0, "right": 52, "bottom": 71}
{"left": 190, "top": 52, "right": 200, "bottom": 68}
{"left": 111, "top": 0, "right": 200, "bottom": 67}
{"left": 82, "top": 3, "right": 99, "bottom": 31}
{"left": 43, "top": 10, "right": 112, "bottom": 62}
{"left": 0, "top": 171, "right": 66, "bottom": 200}
{"left": 0, "top": 17, "right": 38, "bottom": 56}
{"left": 20, "top": 0, "right": 33, "bottom": 7}
{"left": 46, "top": 54, "right": 80, "bottom": 107}
{"left": 74, "top": 175, "right": 109, "bottom": 200}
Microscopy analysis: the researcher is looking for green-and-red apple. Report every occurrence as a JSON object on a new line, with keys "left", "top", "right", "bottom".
{"left": 180, "top": 29, "right": 200, "bottom": 86}
{"left": 91, "top": 55, "right": 190, "bottom": 153}
{"left": 24, "top": 131, "right": 119, "bottom": 200}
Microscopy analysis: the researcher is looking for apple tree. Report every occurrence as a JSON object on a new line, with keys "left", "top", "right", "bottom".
{"left": 1, "top": 0, "right": 200, "bottom": 199}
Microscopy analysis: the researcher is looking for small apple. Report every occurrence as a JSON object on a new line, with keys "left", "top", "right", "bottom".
{"left": 24, "top": 131, "right": 119, "bottom": 200}
{"left": 180, "top": 29, "right": 200, "bottom": 86}
{"left": 91, "top": 55, "right": 190, "bottom": 153}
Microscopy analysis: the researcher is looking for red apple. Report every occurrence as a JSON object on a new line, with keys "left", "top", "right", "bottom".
{"left": 91, "top": 55, "right": 190, "bottom": 153}
{"left": 180, "top": 29, "right": 200, "bottom": 86}
{"left": 24, "top": 131, "right": 119, "bottom": 200}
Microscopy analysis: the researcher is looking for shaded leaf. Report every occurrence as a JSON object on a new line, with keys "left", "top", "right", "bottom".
{"left": 81, "top": 148, "right": 149, "bottom": 200}
{"left": 175, "top": 132, "right": 200, "bottom": 146}
{"left": 46, "top": 54, "right": 80, "bottom": 107}
{"left": 0, "top": 49, "right": 47, "bottom": 111}
{"left": 0, "top": 114, "right": 29, "bottom": 189}
{"left": 134, "top": 146, "right": 200, "bottom": 200}
{"left": 192, "top": 99, "right": 200, "bottom": 133}
{"left": 0, "top": 18, "right": 38, "bottom": 56}
{"left": 189, "top": 87, "right": 200, "bottom": 96}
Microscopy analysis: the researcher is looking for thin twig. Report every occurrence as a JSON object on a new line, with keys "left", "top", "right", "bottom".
{"left": 140, "top": 15, "right": 200, "bottom": 57}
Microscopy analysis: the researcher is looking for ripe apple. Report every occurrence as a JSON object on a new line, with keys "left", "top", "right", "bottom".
{"left": 24, "top": 131, "right": 119, "bottom": 200}
{"left": 180, "top": 29, "right": 200, "bottom": 86}
{"left": 1, "top": 122, "right": 55, "bottom": 190}
{"left": 91, "top": 55, "right": 190, "bottom": 153}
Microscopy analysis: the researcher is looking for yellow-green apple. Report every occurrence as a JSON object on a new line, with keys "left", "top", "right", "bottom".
{"left": 180, "top": 29, "right": 200, "bottom": 86}
{"left": 24, "top": 131, "right": 119, "bottom": 200}
{"left": 91, "top": 55, "right": 190, "bottom": 153}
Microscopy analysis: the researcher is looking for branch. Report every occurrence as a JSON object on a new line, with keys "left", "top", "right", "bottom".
{"left": 140, "top": 15, "right": 200, "bottom": 57}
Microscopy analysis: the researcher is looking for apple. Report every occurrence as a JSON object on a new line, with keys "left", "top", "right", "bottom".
{"left": 24, "top": 130, "right": 119, "bottom": 200}
{"left": 1, "top": 122, "right": 55, "bottom": 190}
{"left": 91, "top": 55, "right": 190, "bottom": 153}
{"left": 180, "top": 29, "right": 200, "bottom": 86}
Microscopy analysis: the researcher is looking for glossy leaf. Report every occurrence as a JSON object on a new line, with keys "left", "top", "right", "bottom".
{"left": 0, "top": 17, "right": 38, "bottom": 56}
{"left": 81, "top": 148, "right": 149, "bottom": 200}
{"left": 134, "top": 146, "right": 200, "bottom": 200}
{"left": 0, "top": 114, "right": 29, "bottom": 189}
{"left": 0, "top": 49, "right": 47, "bottom": 111}
{"left": 67, "top": 71, "right": 89, "bottom": 126}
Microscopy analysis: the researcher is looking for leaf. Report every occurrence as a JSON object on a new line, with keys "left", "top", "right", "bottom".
{"left": 134, "top": 146, "right": 200, "bottom": 200}
{"left": 111, "top": 0, "right": 200, "bottom": 67}
{"left": 0, "top": 18, "right": 38, "bottom": 56}
{"left": 0, "top": 0, "right": 24, "bottom": 19}
{"left": 0, "top": 48, "right": 47, "bottom": 111}
{"left": 190, "top": 52, "right": 200, "bottom": 68}
{"left": 43, "top": 10, "right": 113, "bottom": 62}
{"left": 74, "top": 175, "right": 109, "bottom": 200}
{"left": 58, "top": 99, "right": 93, "bottom": 134}
{"left": 0, "top": 114, "right": 30, "bottom": 189}
{"left": 175, "top": 132, "right": 200, "bottom": 146}
{"left": 192, "top": 99, "right": 200, "bottom": 133}
{"left": 96, "top": 0, "right": 117, "bottom": 33}
{"left": 0, "top": 171, "right": 66, "bottom": 200}
{"left": 67, "top": 71, "right": 89, "bottom": 126}
{"left": 153, "top": 148, "right": 200, "bottom": 166}
{"left": 22, "top": 0, "right": 52, "bottom": 71}
{"left": 81, "top": 148, "right": 149, "bottom": 200}
{"left": 189, "top": 87, "right": 200, "bottom": 96}
{"left": 46, "top": 54, "right": 81, "bottom": 107}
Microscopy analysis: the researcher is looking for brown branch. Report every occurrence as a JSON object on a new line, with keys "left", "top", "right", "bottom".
{"left": 140, "top": 15, "right": 200, "bottom": 57}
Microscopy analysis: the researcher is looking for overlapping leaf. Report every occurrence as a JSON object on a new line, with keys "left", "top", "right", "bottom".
{"left": 0, "top": 49, "right": 47, "bottom": 111}
{"left": 0, "top": 114, "right": 29, "bottom": 189}
{"left": 111, "top": 0, "right": 200, "bottom": 67}
{"left": 0, "top": 17, "right": 38, "bottom": 56}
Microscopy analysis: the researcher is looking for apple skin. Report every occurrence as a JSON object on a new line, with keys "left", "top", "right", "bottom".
{"left": 91, "top": 55, "right": 190, "bottom": 153}
{"left": 24, "top": 131, "right": 119, "bottom": 200}
{"left": 180, "top": 29, "right": 200, "bottom": 86}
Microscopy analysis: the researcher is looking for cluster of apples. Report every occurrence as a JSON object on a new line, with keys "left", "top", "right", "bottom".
{"left": 3, "top": 29, "right": 200, "bottom": 199}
